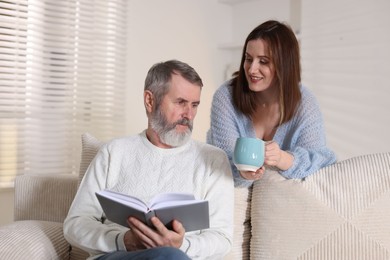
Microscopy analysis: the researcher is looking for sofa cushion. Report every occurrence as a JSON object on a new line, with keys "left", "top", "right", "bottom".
{"left": 79, "top": 133, "right": 104, "bottom": 185}
{"left": 0, "top": 220, "right": 69, "bottom": 260}
{"left": 251, "top": 152, "right": 390, "bottom": 260}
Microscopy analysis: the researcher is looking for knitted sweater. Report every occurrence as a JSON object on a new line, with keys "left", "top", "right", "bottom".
{"left": 64, "top": 131, "right": 234, "bottom": 260}
{"left": 207, "top": 81, "right": 337, "bottom": 187}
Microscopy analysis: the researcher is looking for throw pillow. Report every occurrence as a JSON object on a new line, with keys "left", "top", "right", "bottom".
{"left": 250, "top": 152, "right": 390, "bottom": 260}
{"left": 78, "top": 133, "right": 103, "bottom": 185}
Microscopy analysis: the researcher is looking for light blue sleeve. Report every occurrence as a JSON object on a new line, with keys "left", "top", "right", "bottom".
{"left": 206, "top": 82, "right": 255, "bottom": 187}
{"left": 277, "top": 86, "right": 337, "bottom": 179}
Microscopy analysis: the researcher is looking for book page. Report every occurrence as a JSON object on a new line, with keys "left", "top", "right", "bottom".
{"left": 98, "top": 190, "right": 202, "bottom": 212}
{"left": 97, "top": 190, "right": 147, "bottom": 212}
{"left": 149, "top": 192, "right": 198, "bottom": 209}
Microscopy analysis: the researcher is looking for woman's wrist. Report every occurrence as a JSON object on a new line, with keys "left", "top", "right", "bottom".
{"left": 277, "top": 151, "right": 294, "bottom": 171}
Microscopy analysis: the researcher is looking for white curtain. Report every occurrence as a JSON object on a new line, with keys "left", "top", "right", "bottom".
{"left": 300, "top": 0, "right": 390, "bottom": 161}
{"left": 0, "top": 0, "right": 127, "bottom": 187}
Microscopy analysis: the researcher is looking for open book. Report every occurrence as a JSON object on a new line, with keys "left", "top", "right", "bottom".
{"left": 96, "top": 190, "right": 210, "bottom": 232}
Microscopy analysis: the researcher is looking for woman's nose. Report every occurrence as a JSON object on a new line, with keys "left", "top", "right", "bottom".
{"left": 249, "top": 61, "right": 259, "bottom": 73}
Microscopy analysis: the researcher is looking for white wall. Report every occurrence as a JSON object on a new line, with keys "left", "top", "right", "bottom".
{"left": 232, "top": 0, "right": 292, "bottom": 41}
{"left": 220, "top": 0, "right": 294, "bottom": 77}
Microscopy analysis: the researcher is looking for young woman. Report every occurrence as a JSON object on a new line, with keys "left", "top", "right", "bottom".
{"left": 207, "top": 20, "right": 336, "bottom": 187}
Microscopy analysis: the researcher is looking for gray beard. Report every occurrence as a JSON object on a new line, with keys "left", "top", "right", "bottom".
{"left": 150, "top": 109, "right": 193, "bottom": 147}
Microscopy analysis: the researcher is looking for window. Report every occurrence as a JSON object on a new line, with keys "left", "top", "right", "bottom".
{"left": 0, "top": 0, "right": 127, "bottom": 187}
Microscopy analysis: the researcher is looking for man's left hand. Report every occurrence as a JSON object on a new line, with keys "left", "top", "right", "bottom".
{"left": 127, "top": 216, "right": 185, "bottom": 249}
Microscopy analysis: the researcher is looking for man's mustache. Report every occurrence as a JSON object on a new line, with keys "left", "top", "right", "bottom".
{"left": 175, "top": 118, "right": 193, "bottom": 130}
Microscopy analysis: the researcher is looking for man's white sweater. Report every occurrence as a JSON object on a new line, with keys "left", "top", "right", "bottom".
{"left": 64, "top": 131, "right": 234, "bottom": 260}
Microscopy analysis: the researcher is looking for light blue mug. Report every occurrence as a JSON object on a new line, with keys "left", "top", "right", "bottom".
{"left": 233, "top": 137, "right": 265, "bottom": 172}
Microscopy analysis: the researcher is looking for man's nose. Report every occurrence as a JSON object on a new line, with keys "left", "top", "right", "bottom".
{"left": 183, "top": 104, "right": 195, "bottom": 120}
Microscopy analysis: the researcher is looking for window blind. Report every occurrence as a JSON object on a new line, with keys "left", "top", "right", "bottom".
{"left": 300, "top": 0, "right": 390, "bottom": 161}
{"left": 0, "top": 0, "right": 127, "bottom": 187}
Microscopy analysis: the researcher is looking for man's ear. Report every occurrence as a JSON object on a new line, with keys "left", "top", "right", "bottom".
{"left": 144, "top": 90, "right": 154, "bottom": 113}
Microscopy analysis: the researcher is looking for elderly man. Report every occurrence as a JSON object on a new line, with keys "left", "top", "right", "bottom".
{"left": 63, "top": 60, "right": 234, "bottom": 260}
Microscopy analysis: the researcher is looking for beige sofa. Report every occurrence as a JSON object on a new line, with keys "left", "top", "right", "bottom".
{"left": 1, "top": 133, "right": 389, "bottom": 260}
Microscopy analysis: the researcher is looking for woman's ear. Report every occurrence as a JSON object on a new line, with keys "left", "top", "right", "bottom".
{"left": 144, "top": 90, "right": 154, "bottom": 113}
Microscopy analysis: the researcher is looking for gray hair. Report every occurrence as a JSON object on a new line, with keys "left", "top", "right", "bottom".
{"left": 144, "top": 60, "right": 203, "bottom": 108}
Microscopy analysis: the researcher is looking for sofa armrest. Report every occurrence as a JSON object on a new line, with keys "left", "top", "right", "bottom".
{"left": 0, "top": 220, "right": 69, "bottom": 259}
{"left": 14, "top": 174, "right": 79, "bottom": 223}
{"left": 225, "top": 187, "right": 252, "bottom": 260}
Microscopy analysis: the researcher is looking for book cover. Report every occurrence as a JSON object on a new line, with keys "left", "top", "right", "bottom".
{"left": 96, "top": 190, "right": 210, "bottom": 232}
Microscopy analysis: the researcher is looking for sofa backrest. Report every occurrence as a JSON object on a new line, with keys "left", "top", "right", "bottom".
{"left": 250, "top": 152, "right": 390, "bottom": 260}
{"left": 14, "top": 174, "right": 79, "bottom": 223}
